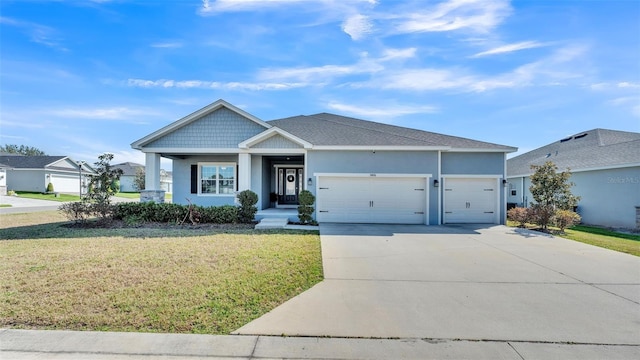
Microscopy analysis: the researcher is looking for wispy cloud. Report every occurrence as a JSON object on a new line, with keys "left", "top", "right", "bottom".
{"left": 0, "top": 16, "right": 67, "bottom": 51}
{"left": 470, "top": 41, "right": 547, "bottom": 58}
{"left": 127, "top": 78, "right": 306, "bottom": 91}
{"left": 342, "top": 14, "right": 373, "bottom": 40}
{"left": 327, "top": 101, "right": 438, "bottom": 118}
{"left": 49, "top": 107, "right": 158, "bottom": 122}
{"left": 150, "top": 41, "right": 183, "bottom": 48}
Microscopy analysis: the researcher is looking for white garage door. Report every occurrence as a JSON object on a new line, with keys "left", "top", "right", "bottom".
{"left": 443, "top": 178, "right": 498, "bottom": 224}
{"left": 317, "top": 176, "right": 428, "bottom": 224}
{"left": 50, "top": 174, "right": 79, "bottom": 193}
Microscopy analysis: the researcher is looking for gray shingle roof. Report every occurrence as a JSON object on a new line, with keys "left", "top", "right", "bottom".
{"left": 507, "top": 129, "right": 640, "bottom": 176}
{"left": 268, "top": 113, "right": 516, "bottom": 150}
{"left": 0, "top": 155, "right": 67, "bottom": 169}
{"left": 113, "top": 162, "right": 144, "bottom": 176}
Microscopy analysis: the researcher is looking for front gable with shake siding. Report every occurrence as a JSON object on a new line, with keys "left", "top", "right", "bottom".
{"left": 132, "top": 99, "right": 517, "bottom": 225}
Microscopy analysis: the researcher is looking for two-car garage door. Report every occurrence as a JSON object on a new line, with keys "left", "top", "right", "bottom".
{"left": 316, "top": 176, "right": 428, "bottom": 224}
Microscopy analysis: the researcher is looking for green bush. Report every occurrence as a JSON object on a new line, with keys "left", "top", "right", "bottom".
{"left": 237, "top": 190, "right": 258, "bottom": 223}
{"left": 46, "top": 182, "right": 54, "bottom": 193}
{"left": 110, "top": 180, "right": 121, "bottom": 194}
{"left": 507, "top": 207, "right": 530, "bottom": 228}
{"left": 113, "top": 202, "right": 239, "bottom": 224}
{"left": 297, "top": 190, "right": 315, "bottom": 225}
{"left": 554, "top": 209, "right": 581, "bottom": 232}
{"left": 59, "top": 201, "right": 91, "bottom": 224}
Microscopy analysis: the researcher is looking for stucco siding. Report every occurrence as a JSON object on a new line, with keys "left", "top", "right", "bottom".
{"left": 251, "top": 134, "right": 302, "bottom": 149}
{"left": 508, "top": 167, "right": 639, "bottom": 230}
{"left": 173, "top": 155, "right": 239, "bottom": 207}
{"left": 307, "top": 150, "right": 440, "bottom": 224}
{"left": 146, "top": 108, "right": 266, "bottom": 149}
{"left": 441, "top": 152, "right": 504, "bottom": 175}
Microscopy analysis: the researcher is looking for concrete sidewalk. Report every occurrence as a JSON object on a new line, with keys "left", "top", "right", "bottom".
{"left": 3, "top": 329, "right": 639, "bottom": 359}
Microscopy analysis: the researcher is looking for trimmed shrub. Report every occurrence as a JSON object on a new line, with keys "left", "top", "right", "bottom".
{"left": 297, "top": 190, "right": 315, "bottom": 225}
{"left": 554, "top": 209, "right": 581, "bottom": 232}
{"left": 59, "top": 201, "right": 91, "bottom": 224}
{"left": 507, "top": 207, "right": 530, "bottom": 228}
{"left": 46, "top": 182, "right": 54, "bottom": 193}
{"left": 110, "top": 180, "right": 121, "bottom": 193}
{"left": 112, "top": 202, "right": 239, "bottom": 225}
{"left": 237, "top": 190, "right": 258, "bottom": 223}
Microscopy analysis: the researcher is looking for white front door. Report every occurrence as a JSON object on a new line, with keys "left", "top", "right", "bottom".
{"left": 317, "top": 176, "right": 428, "bottom": 224}
{"left": 443, "top": 178, "right": 498, "bottom": 223}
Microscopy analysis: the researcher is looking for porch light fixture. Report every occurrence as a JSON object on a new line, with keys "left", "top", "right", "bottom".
{"left": 502, "top": 179, "right": 508, "bottom": 186}
{"left": 308, "top": 178, "right": 313, "bottom": 186}
{"left": 433, "top": 179, "right": 439, "bottom": 187}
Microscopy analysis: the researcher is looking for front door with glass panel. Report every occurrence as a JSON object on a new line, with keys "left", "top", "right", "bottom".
{"left": 278, "top": 168, "right": 303, "bottom": 205}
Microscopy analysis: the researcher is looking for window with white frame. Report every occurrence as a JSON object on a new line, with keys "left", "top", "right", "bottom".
{"left": 199, "top": 163, "right": 236, "bottom": 195}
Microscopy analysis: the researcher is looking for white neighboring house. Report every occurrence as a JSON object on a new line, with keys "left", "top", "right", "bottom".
{"left": 0, "top": 155, "right": 96, "bottom": 195}
{"left": 507, "top": 129, "right": 640, "bottom": 230}
{"left": 113, "top": 162, "right": 172, "bottom": 193}
{"left": 0, "top": 162, "right": 8, "bottom": 195}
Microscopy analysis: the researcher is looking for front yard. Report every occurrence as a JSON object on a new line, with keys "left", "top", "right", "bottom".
{"left": 0, "top": 211, "right": 323, "bottom": 334}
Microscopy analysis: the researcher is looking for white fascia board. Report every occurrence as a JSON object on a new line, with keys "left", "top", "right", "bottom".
{"left": 314, "top": 173, "right": 432, "bottom": 178}
{"left": 45, "top": 157, "right": 70, "bottom": 168}
{"left": 239, "top": 127, "right": 312, "bottom": 149}
{"left": 242, "top": 149, "right": 307, "bottom": 155}
{"left": 508, "top": 162, "right": 640, "bottom": 178}
{"left": 131, "top": 99, "right": 270, "bottom": 150}
{"left": 140, "top": 148, "right": 240, "bottom": 154}
{"left": 446, "top": 147, "right": 518, "bottom": 153}
{"left": 311, "top": 146, "right": 449, "bottom": 151}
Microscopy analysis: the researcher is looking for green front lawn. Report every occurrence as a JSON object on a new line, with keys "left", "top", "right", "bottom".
{"left": 16, "top": 191, "right": 80, "bottom": 202}
{"left": 508, "top": 221, "right": 640, "bottom": 256}
{"left": 0, "top": 211, "right": 323, "bottom": 334}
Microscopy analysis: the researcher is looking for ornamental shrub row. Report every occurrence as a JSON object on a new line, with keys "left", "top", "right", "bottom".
{"left": 113, "top": 202, "right": 240, "bottom": 224}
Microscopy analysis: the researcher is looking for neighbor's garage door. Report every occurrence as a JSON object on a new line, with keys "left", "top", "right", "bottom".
{"left": 317, "top": 176, "right": 427, "bottom": 224}
{"left": 443, "top": 178, "right": 498, "bottom": 224}
{"left": 50, "top": 174, "right": 79, "bottom": 193}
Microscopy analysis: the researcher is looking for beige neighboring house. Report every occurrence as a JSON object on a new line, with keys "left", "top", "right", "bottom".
{"left": 0, "top": 155, "right": 95, "bottom": 195}
{"left": 113, "top": 162, "right": 172, "bottom": 193}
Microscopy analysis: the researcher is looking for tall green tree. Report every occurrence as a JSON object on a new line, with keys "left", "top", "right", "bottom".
{"left": 529, "top": 161, "right": 580, "bottom": 230}
{"left": 86, "top": 153, "right": 124, "bottom": 221}
{"left": 133, "top": 167, "right": 145, "bottom": 191}
{"left": 0, "top": 144, "right": 46, "bottom": 156}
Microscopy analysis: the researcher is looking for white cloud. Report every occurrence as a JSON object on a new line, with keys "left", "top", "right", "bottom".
{"left": 0, "top": 16, "right": 67, "bottom": 51}
{"left": 390, "top": 0, "right": 512, "bottom": 35}
{"left": 618, "top": 82, "right": 640, "bottom": 89}
{"left": 327, "top": 101, "right": 438, "bottom": 118}
{"left": 126, "top": 78, "right": 306, "bottom": 91}
{"left": 150, "top": 42, "right": 183, "bottom": 48}
{"left": 342, "top": 14, "right": 373, "bottom": 40}
{"left": 49, "top": 107, "right": 158, "bottom": 122}
{"left": 470, "top": 41, "right": 546, "bottom": 58}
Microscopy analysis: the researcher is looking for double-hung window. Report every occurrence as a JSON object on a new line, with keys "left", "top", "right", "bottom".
{"left": 199, "top": 163, "right": 235, "bottom": 195}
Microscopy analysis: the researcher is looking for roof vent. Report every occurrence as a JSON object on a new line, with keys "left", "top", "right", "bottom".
{"left": 574, "top": 133, "right": 588, "bottom": 139}
{"left": 560, "top": 136, "right": 572, "bottom": 142}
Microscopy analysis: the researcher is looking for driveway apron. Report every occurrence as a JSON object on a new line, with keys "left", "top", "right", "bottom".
{"left": 234, "top": 224, "right": 640, "bottom": 345}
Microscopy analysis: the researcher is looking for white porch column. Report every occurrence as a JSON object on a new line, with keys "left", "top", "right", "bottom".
{"left": 238, "top": 153, "right": 251, "bottom": 191}
{"left": 141, "top": 153, "right": 164, "bottom": 203}
{"left": 145, "top": 152, "right": 161, "bottom": 190}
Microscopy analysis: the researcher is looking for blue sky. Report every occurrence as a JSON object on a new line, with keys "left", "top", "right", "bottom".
{"left": 1, "top": 0, "right": 639, "bottom": 170}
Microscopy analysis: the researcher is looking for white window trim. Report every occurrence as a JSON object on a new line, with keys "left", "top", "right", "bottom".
{"left": 198, "top": 162, "right": 237, "bottom": 197}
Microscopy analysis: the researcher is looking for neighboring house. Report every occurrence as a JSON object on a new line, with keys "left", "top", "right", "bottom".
{"left": 0, "top": 162, "right": 8, "bottom": 195}
{"left": 113, "top": 162, "right": 173, "bottom": 193}
{"left": 0, "top": 155, "right": 95, "bottom": 194}
{"left": 113, "top": 162, "right": 144, "bottom": 192}
{"left": 507, "top": 129, "right": 640, "bottom": 230}
{"left": 132, "top": 99, "right": 517, "bottom": 225}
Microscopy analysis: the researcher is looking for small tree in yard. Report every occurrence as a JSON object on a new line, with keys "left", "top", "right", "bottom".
{"left": 85, "top": 153, "right": 124, "bottom": 222}
{"left": 529, "top": 161, "right": 580, "bottom": 231}
{"left": 298, "top": 190, "right": 316, "bottom": 225}
{"left": 134, "top": 167, "right": 145, "bottom": 191}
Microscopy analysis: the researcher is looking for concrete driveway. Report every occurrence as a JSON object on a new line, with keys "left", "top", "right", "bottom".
{"left": 235, "top": 224, "right": 640, "bottom": 347}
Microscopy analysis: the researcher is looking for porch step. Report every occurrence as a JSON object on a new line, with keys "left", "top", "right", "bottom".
{"left": 255, "top": 217, "right": 289, "bottom": 230}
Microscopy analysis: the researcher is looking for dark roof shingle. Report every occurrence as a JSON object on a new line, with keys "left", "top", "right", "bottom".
{"left": 0, "top": 155, "right": 67, "bottom": 169}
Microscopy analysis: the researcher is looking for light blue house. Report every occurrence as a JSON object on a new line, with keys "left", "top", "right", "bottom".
{"left": 507, "top": 129, "right": 640, "bottom": 230}
{"left": 132, "top": 99, "right": 517, "bottom": 225}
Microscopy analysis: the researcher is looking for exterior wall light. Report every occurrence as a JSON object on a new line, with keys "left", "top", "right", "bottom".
{"left": 434, "top": 179, "right": 439, "bottom": 187}
{"left": 502, "top": 179, "right": 508, "bottom": 186}
{"left": 308, "top": 178, "right": 313, "bottom": 186}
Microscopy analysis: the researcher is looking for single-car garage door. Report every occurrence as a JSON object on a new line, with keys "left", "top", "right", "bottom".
{"left": 316, "top": 176, "right": 428, "bottom": 224}
{"left": 50, "top": 174, "right": 80, "bottom": 193}
{"left": 443, "top": 177, "right": 498, "bottom": 224}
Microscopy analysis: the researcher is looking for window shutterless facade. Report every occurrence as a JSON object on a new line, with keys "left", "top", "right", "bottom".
{"left": 198, "top": 163, "right": 236, "bottom": 196}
